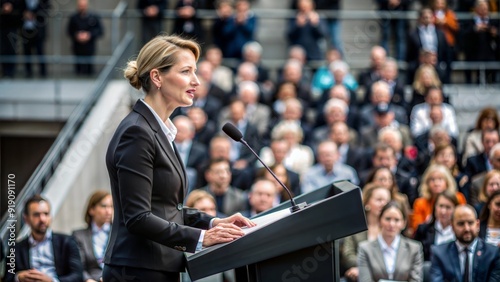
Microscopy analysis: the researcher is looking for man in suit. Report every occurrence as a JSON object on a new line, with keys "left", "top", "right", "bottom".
{"left": 407, "top": 7, "right": 449, "bottom": 83}
{"left": 137, "top": 0, "right": 166, "bottom": 45}
{"left": 430, "top": 204, "right": 500, "bottom": 281}
{"left": 4, "top": 195, "right": 83, "bottom": 282}
{"left": 465, "top": 128, "right": 500, "bottom": 178}
{"left": 358, "top": 45, "right": 386, "bottom": 93}
{"left": 329, "top": 121, "right": 366, "bottom": 171}
{"left": 173, "top": 115, "right": 209, "bottom": 193}
{"left": 198, "top": 158, "right": 248, "bottom": 216}
{"left": 242, "top": 179, "right": 277, "bottom": 218}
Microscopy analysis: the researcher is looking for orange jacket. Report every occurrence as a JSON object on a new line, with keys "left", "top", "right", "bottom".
{"left": 435, "top": 9, "right": 459, "bottom": 46}
{"left": 411, "top": 191, "right": 466, "bottom": 232}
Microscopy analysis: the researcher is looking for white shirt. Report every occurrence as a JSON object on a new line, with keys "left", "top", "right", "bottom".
{"left": 410, "top": 102, "right": 459, "bottom": 138}
{"left": 419, "top": 24, "right": 437, "bottom": 52}
{"left": 378, "top": 234, "right": 400, "bottom": 280}
{"left": 91, "top": 222, "right": 110, "bottom": 268}
{"left": 28, "top": 230, "right": 59, "bottom": 282}
{"left": 456, "top": 238, "right": 478, "bottom": 281}
{"left": 434, "top": 221, "right": 455, "bottom": 245}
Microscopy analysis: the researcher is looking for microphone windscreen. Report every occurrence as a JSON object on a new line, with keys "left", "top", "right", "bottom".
{"left": 222, "top": 123, "right": 243, "bottom": 141}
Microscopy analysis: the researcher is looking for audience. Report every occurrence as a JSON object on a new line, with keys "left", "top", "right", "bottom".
{"left": 474, "top": 169, "right": 500, "bottom": 215}
{"left": 172, "top": 0, "right": 204, "bottom": 41}
{"left": 430, "top": 204, "right": 500, "bottom": 281}
{"left": 462, "top": 107, "right": 500, "bottom": 166}
{"left": 185, "top": 189, "right": 224, "bottom": 218}
{"left": 256, "top": 163, "right": 297, "bottom": 205}
{"left": 358, "top": 201, "right": 424, "bottom": 281}
{"left": 22, "top": 0, "right": 49, "bottom": 78}
{"left": 376, "top": 0, "right": 409, "bottom": 61}
{"left": 242, "top": 178, "right": 277, "bottom": 217}
{"left": 137, "top": 0, "right": 165, "bottom": 45}
{"left": 4, "top": 195, "right": 83, "bottom": 282}
{"left": 72, "top": 191, "right": 113, "bottom": 282}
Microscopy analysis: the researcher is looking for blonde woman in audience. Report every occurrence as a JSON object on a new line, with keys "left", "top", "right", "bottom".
{"left": 413, "top": 190, "right": 459, "bottom": 261}
{"left": 474, "top": 169, "right": 500, "bottom": 215}
{"left": 358, "top": 201, "right": 424, "bottom": 282}
{"left": 342, "top": 183, "right": 391, "bottom": 282}
{"left": 411, "top": 64, "right": 442, "bottom": 109}
{"left": 72, "top": 190, "right": 113, "bottom": 282}
{"left": 411, "top": 164, "right": 466, "bottom": 231}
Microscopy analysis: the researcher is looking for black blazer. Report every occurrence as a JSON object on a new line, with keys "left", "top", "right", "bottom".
{"left": 104, "top": 100, "right": 213, "bottom": 273}
{"left": 465, "top": 153, "right": 488, "bottom": 179}
{"left": 3, "top": 233, "right": 83, "bottom": 282}
{"left": 407, "top": 27, "right": 448, "bottom": 73}
{"left": 414, "top": 222, "right": 437, "bottom": 261}
{"left": 72, "top": 228, "right": 103, "bottom": 281}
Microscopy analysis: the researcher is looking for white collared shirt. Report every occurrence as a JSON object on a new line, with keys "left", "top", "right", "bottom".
{"left": 140, "top": 99, "right": 177, "bottom": 150}
{"left": 91, "top": 222, "right": 110, "bottom": 268}
{"left": 28, "top": 230, "right": 59, "bottom": 282}
{"left": 419, "top": 24, "right": 437, "bottom": 52}
{"left": 378, "top": 234, "right": 400, "bottom": 280}
{"left": 434, "top": 221, "right": 455, "bottom": 245}
{"left": 456, "top": 238, "right": 478, "bottom": 281}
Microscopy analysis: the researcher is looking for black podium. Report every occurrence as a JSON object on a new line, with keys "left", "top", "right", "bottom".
{"left": 185, "top": 180, "right": 366, "bottom": 282}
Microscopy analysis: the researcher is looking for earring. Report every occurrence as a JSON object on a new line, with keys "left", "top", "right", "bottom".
{"left": 364, "top": 205, "right": 371, "bottom": 212}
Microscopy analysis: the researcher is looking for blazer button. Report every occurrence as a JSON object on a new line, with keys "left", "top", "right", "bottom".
{"left": 177, "top": 203, "right": 183, "bottom": 211}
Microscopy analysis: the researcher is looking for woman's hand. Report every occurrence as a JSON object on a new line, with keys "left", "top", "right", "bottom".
{"left": 203, "top": 213, "right": 256, "bottom": 247}
{"left": 344, "top": 267, "right": 359, "bottom": 281}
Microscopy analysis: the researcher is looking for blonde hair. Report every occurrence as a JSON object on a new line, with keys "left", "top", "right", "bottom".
{"left": 185, "top": 190, "right": 217, "bottom": 209}
{"left": 420, "top": 164, "right": 457, "bottom": 199}
{"left": 412, "top": 64, "right": 442, "bottom": 95}
{"left": 124, "top": 35, "right": 201, "bottom": 92}
{"left": 271, "top": 120, "right": 304, "bottom": 143}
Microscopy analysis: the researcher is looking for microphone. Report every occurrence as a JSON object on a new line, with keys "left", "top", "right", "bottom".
{"left": 222, "top": 122, "right": 305, "bottom": 213}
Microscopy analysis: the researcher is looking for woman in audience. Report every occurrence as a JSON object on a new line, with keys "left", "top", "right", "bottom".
{"left": 72, "top": 190, "right": 113, "bottom": 282}
{"left": 410, "top": 64, "right": 442, "bottom": 109}
{"left": 256, "top": 163, "right": 294, "bottom": 205}
{"left": 475, "top": 170, "right": 500, "bottom": 215}
{"left": 411, "top": 164, "right": 466, "bottom": 231}
{"left": 358, "top": 201, "right": 424, "bottom": 281}
{"left": 462, "top": 107, "right": 500, "bottom": 166}
{"left": 431, "top": 144, "right": 470, "bottom": 201}
{"left": 479, "top": 190, "right": 500, "bottom": 247}
{"left": 342, "top": 183, "right": 391, "bottom": 282}
{"left": 365, "top": 167, "right": 411, "bottom": 217}
{"left": 413, "top": 190, "right": 459, "bottom": 261}
{"left": 185, "top": 189, "right": 220, "bottom": 217}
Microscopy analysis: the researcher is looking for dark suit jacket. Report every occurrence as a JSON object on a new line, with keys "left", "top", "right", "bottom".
{"left": 198, "top": 185, "right": 248, "bottom": 216}
{"left": 72, "top": 228, "right": 103, "bottom": 281}
{"left": 407, "top": 26, "right": 449, "bottom": 73}
{"left": 4, "top": 233, "right": 83, "bottom": 282}
{"left": 464, "top": 153, "right": 488, "bottom": 179}
{"left": 104, "top": 100, "right": 213, "bottom": 273}
{"left": 185, "top": 141, "right": 208, "bottom": 169}
{"left": 414, "top": 222, "right": 437, "bottom": 261}
{"left": 430, "top": 238, "right": 500, "bottom": 282}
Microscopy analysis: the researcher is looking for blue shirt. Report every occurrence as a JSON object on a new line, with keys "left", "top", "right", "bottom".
{"left": 28, "top": 230, "right": 59, "bottom": 282}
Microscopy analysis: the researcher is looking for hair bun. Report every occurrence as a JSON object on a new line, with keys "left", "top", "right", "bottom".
{"left": 124, "top": 60, "right": 141, "bottom": 90}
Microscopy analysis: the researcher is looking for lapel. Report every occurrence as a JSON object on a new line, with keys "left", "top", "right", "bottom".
{"left": 472, "top": 239, "right": 484, "bottom": 281}
{"left": 448, "top": 242, "right": 462, "bottom": 281}
{"left": 84, "top": 228, "right": 98, "bottom": 262}
{"left": 51, "top": 234, "right": 60, "bottom": 275}
{"left": 133, "top": 101, "right": 187, "bottom": 199}
{"left": 392, "top": 238, "right": 407, "bottom": 279}
{"left": 374, "top": 240, "right": 389, "bottom": 278}
{"left": 19, "top": 239, "right": 31, "bottom": 269}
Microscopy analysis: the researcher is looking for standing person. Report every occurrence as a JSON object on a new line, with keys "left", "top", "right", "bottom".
{"left": 0, "top": 0, "right": 24, "bottom": 78}
{"left": 3, "top": 195, "right": 84, "bottom": 282}
{"left": 103, "top": 35, "right": 254, "bottom": 282}
{"left": 21, "top": 0, "right": 49, "bottom": 77}
{"left": 67, "top": 0, "right": 103, "bottom": 75}
{"left": 72, "top": 191, "right": 113, "bottom": 282}
{"left": 430, "top": 204, "right": 500, "bottom": 281}
{"left": 137, "top": 0, "right": 167, "bottom": 45}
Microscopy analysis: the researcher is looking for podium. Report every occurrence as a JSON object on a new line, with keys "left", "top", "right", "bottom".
{"left": 185, "top": 180, "right": 367, "bottom": 282}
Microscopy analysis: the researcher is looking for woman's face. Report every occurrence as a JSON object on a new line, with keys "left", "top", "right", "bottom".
{"left": 193, "top": 197, "right": 217, "bottom": 217}
{"left": 373, "top": 169, "right": 394, "bottom": 190}
{"left": 90, "top": 195, "right": 113, "bottom": 227}
{"left": 367, "top": 188, "right": 391, "bottom": 217}
{"left": 435, "top": 196, "right": 454, "bottom": 226}
{"left": 435, "top": 147, "right": 456, "bottom": 169}
{"left": 159, "top": 49, "right": 200, "bottom": 109}
{"left": 486, "top": 174, "right": 500, "bottom": 197}
{"left": 489, "top": 195, "right": 500, "bottom": 222}
{"left": 421, "top": 71, "right": 433, "bottom": 86}
{"left": 379, "top": 206, "right": 405, "bottom": 238}
{"left": 481, "top": 117, "right": 496, "bottom": 131}
{"left": 427, "top": 171, "right": 448, "bottom": 196}
{"left": 266, "top": 165, "right": 288, "bottom": 192}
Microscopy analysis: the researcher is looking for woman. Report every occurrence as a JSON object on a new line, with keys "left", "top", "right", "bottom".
{"left": 431, "top": 144, "right": 470, "bottom": 201}
{"left": 431, "top": 0, "right": 459, "bottom": 67}
{"left": 410, "top": 64, "right": 442, "bottom": 109}
{"left": 342, "top": 183, "right": 391, "bottom": 282}
{"left": 358, "top": 201, "right": 424, "bottom": 282}
{"left": 256, "top": 163, "right": 294, "bottom": 205}
{"left": 475, "top": 170, "right": 500, "bottom": 215}
{"left": 72, "top": 191, "right": 113, "bottom": 282}
{"left": 103, "top": 35, "right": 254, "bottom": 281}
{"left": 186, "top": 189, "right": 218, "bottom": 217}
{"left": 413, "top": 191, "right": 459, "bottom": 261}
{"left": 411, "top": 164, "right": 466, "bottom": 231}
{"left": 479, "top": 190, "right": 500, "bottom": 247}
{"left": 462, "top": 107, "right": 500, "bottom": 166}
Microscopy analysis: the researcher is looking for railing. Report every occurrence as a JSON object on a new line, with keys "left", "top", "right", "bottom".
{"left": 0, "top": 31, "right": 134, "bottom": 244}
